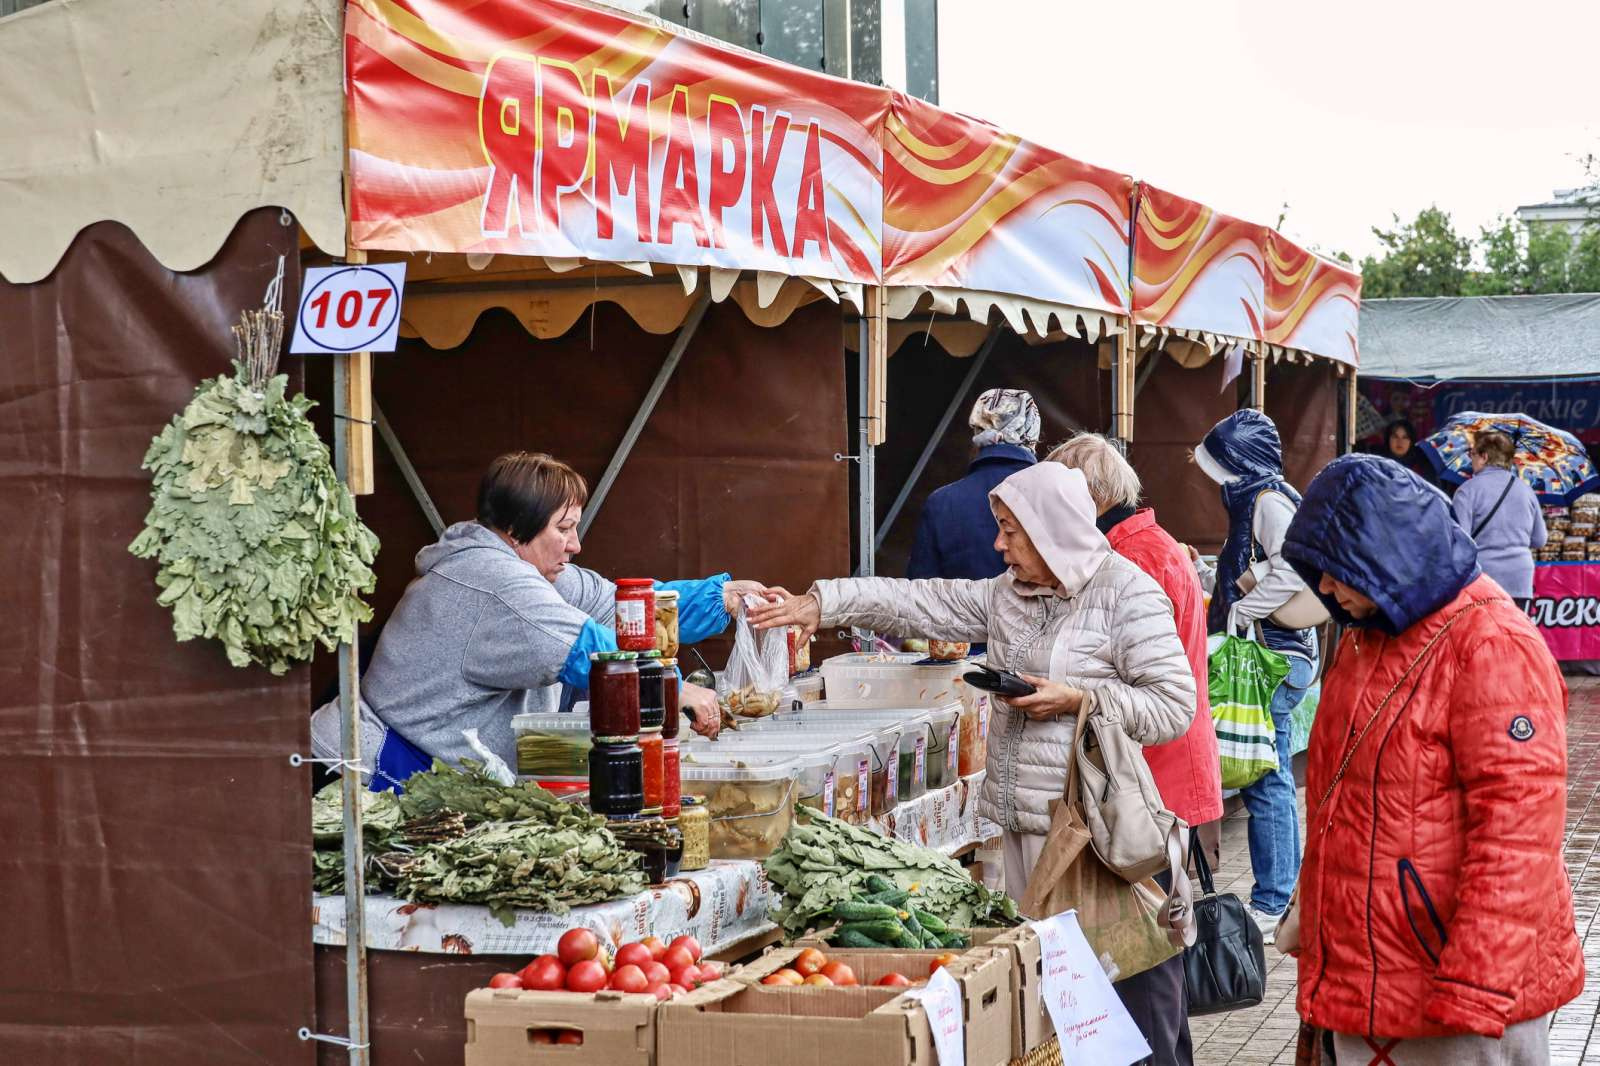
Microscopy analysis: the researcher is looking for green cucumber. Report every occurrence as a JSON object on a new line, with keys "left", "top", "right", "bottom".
{"left": 832, "top": 900, "right": 902, "bottom": 922}
{"left": 939, "top": 930, "right": 969, "bottom": 949}
{"left": 838, "top": 919, "right": 907, "bottom": 943}
{"left": 833, "top": 928, "right": 885, "bottom": 948}
{"left": 864, "top": 874, "right": 896, "bottom": 895}
{"left": 865, "top": 889, "right": 911, "bottom": 907}
{"left": 912, "top": 908, "right": 948, "bottom": 934}
{"left": 900, "top": 909, "right": 926, "bottom": 943}
{"left": 891, "top": 924, "right": 923, "bottom": 950}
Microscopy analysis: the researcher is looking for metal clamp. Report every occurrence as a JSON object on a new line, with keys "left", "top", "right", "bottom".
{"left": 834, "top": 453, "right": 861, "bottom": 463}
{"left": 288, "top": 753, "right": 368, "bottom": 773}
{"left": 298, "top": 1027, "right": 370, "bottom": 1051}
{"left": 334, "top": 412, "right": 375, "bottom": 426}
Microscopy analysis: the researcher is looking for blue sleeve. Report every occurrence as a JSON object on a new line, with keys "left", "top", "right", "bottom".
{"left": 907, "top": 502, "right": 940, "bottom": 579}
{"left": 656, "top": 573, "right": 731, "bottom": 644}
{"left": 558, "top": 618, "right": 617, "bottom": 689}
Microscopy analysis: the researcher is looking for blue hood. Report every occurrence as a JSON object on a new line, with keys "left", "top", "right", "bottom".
{"left": 1282, "top": 454, "right": 1480, "bottom": 636}
{"left": 1201, "top": 409, "right": 1284, "bottom": 481}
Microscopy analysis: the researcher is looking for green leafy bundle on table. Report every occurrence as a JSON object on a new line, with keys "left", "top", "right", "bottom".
{"left": 764, "top": 812, "right": 1018, "bottom": 943}
{"left": 128, "top": 362, "right": 379, "bottom": 675}
{"left": 398, "top": 759, "right": 606, "bottom": 829}
{"left": 310, "top": 783, "right": 406, "bottom": 895}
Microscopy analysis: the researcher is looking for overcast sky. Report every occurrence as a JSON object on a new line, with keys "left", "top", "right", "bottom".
{"left": 937, "top": 0, "right": 1600, "bottom": 260}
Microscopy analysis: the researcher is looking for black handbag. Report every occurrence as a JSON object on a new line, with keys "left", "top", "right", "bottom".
{"left": 1182, "top": 833, "right": 1267, "bottom": 1015}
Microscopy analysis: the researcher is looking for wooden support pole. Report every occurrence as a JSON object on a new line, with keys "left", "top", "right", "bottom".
{"left": 1112, "top": 323, "right": 1136, "bottom": 444}
{"left": 867, "top": 285, "right": 888, "bottom": 446}
{"left": 339, "top": 249, "right": 376, "bottom": 496}
{"left": 1344, "top": 368, "right": 1359, "bottom": 454}
{"left": 1250, "top": 344, "right": 1267, "bottom": 411}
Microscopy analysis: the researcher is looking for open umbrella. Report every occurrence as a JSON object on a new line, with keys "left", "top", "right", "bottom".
{"left": 1419, "top": 411, "right": 1600, "bottom": 504}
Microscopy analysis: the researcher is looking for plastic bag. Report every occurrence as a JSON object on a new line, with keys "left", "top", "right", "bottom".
{"left": 717, "top": 595, "right": 788, "bottom": 718}
{"left": 1208, "top": 635, "right": 1291, "bottom": 789}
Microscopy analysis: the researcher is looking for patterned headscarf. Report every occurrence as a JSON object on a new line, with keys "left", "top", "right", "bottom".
{"left": 969, "top": 388, "right": 1040, "bottom": 448}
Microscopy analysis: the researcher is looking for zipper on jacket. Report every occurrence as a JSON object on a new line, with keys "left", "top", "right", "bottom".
{"left": 1003, "top": 597, "right": 1054, "bottom": 831}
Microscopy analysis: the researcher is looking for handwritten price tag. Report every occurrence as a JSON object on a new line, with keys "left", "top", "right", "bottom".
{"left": 1032, "top": 911, "right": 1150, "bottom": 1066}
{"left": 290, "top": 263, "right": 407, "bottom": 354}
{"left": 905, "top": 965, "right": 964, "bottom": 1066}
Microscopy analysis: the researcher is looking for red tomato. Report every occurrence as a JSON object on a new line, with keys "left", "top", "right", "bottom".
{"left": 668, "top": 983, "right": 691, "bottom": 997}
{"left": 614, "top": 943, "right": 653, "bottom": 971}
{"left": 557, "top": 928, "right": 600, "bottom": 969}
{"left": 696, "top": 961, "right": 723, "bottom": 982}
{"left": 639, "top": 935, "right": 668, "bottom": 961}
{"left": 876, "top": 973, "right": 912, "bottom": 988}
{"left": 669, "top": 964, "right": 702, "bottom": 990}
{"left": 668, "top": 935, "right": 703, "bottom": 963}
{"left": 528, "top": 1030, "right": 555, "bottom": 1045}
{"left": 518, "top": 955, "right": 566, "bottom": 992}
{"left": 564, "top": 959, "right": 609, "bottom": 993}
{"left": 803, "top": 974, "right": 834, "bottom": 987}
{"left": 649, "top": 982, "right": 672, "bottom": 1002}
{"left": 660, "top": 945, "right": 695, "bottom": 973}
{"left": 927, "top": 953, "right": 958, "bottom": 976}
{"left": 608, "top": 964, "right": 650, "bottom": 994}
{"left": 555, "top": 1030, "right": 584, "bottom": 1046}
{"left": 487, "top": 972, "right": 523, "bottom": 989}
{"left": 642, "top": 961, "right": 672, "bottom": 986}
{"left": 820, "top": 961, "right": 857, "bottom": 987}
{"left": 792, "top": 948, "right": 828, "bottom": 978}
{"left": 762, "top": 968, "right": 804, "bottom": 986}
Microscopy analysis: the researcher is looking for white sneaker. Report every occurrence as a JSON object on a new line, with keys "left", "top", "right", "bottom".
{"left": 1248, "top": 906, "right": 1281, "bottom": 945}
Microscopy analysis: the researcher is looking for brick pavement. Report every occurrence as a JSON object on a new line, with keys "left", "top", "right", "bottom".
{"left": 1193, "top": 676, "right": 1600, "bottom": 1065}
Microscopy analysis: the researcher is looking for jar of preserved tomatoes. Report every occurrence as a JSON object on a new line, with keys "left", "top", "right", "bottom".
{"left": 661, "top": 736, "right": 681, "bottom": 818}
{"left": 639, "top": 727, "right": 664, "bottom": 815}
{"left": 588, "top": 739, "right": 643, "bottom": 819}
{"left": 658, "top": 657, "right": 680, "bottom": 739}
{"left": 637, "top": 651, "right": 666, "bottom": 731}
{"left": 587, "top": 651, "right": 640, "bottom": 739}
{"left": 614, "top": 579, "right": 655, "bottom": 652}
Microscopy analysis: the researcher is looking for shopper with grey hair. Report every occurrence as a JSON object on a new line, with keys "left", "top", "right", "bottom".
{"left": 1049, "top": 433, "right": 1221, "bottom": 1066}
{"left": 908, "top": 388, "right": 1040, "bottom": 580}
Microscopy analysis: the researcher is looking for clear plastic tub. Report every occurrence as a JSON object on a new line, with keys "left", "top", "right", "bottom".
{"left": 925, "top": 703, "right": 960, "bottom": 790}
{"left": 720, "top": 716, "right": 901, "bottom": 819}
{"left": 958, "top": 688, "right": 990, "bottom": 777}
{"left": 819, "top": 651, "right": 972, "bottom": 707}
{"left": 684, "top": 742, "right": 839, "bottom": 818}
{"left": 694, "top": 732, "right": 873, "bottom": 825}
{"left": 803, "top": 701, "right": 944, "bottom": 802}
{"left": 511, "top": 713, "right": 592, "bottom": 794}
{"left": 680, "top": 756, "right": 798, "bottom": 860}
{"left": 790, "top": 671, "right": 824, "bottom": 705}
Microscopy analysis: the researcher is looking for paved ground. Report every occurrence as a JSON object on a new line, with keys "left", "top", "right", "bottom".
{"left": 1193, "top": 676, "right": 1600, "bottom": 1066}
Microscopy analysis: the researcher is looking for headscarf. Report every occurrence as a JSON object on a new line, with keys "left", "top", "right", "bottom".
{"left": 988, "top": 464, "right": 1110, "bottom": 598}
{"left": 970, "top": 388, "right": 1041, "bottom": 449}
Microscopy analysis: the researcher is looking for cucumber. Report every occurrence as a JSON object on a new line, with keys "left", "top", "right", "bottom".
{"left": 833, "top": 928, "right": 885, "bottom": 948}
{"left": 900, "top": 909, "right": 926, "bottom": 943}
{"left": 864, "top": 874, "right": 896, "bottom": 895}
{"left": 865, "top": 889, "right": 911, "bottom": 907}
{"left": 939, "top": 930, "right": 969, "bottom": 949}
{"left": 891, "top": 924, "right": 923, "bottom": 950}
{"left": 838, "top": 919, "right": 907, "bottom": 943}
{"left": 922, "top": 928, "right": 943, "bottom": 949}
{"left": 832, "top": 900, "right": 902, "bottom": 922}
{"left": 912, "top": 909, "right": 948, "bottom": 934}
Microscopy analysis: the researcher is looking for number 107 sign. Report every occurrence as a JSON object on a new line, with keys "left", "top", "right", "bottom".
{"left": 290, "top": 263, "right": 407, "bottom": 354}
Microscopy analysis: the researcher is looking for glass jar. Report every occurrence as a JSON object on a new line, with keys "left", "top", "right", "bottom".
{"left": 588, "top": 651, "right": 640, "bottom": 739}
{"left": 661, "top": 736, "right": 681, "bottom": 818}
{"left": 659, "top": 657, "right": 681, "bottom": 740}
{"left": 637, "top": 651, "right": 666, "bottom": 730}
{"left": 588, "top": 739, "right": 643, "bottom": 819}
{"left": 654, "top": 589, "right": 680, "bottom": 658}
{"left": 615, "top": 579, "right": 655, "bottom": 652}
{"left": 677, "top": 798, "right": 710, "bottom": 871}
{"left": 639, "top": 727, "right": 664, "bottom": 815}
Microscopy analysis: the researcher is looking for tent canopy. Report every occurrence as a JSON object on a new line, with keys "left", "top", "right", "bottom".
{"left": 1360, "top": 294, "right": 1600, "bottom": 380}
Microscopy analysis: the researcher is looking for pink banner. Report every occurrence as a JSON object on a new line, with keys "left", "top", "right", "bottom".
{"left": 1530, "top": 562, "right": 1600, "bottom": 661}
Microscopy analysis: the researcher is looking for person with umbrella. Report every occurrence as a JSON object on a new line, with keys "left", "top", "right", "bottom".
{"left": 1450, "top": 430, "right": 1547, "bottom": 607}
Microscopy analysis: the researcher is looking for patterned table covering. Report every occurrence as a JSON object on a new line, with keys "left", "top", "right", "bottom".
{"left": 312, "top": 777, "right": 995, "bottom": 955}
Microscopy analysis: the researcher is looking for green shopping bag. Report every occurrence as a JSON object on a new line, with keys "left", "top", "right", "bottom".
{"left": 1209, "top": 635, "right": 1291, "bottom": 789}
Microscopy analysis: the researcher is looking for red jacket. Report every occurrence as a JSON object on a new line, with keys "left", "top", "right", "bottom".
{"left": 1106, "top": 509, "right": 1222, "bottom": 824}
{"left": 1296, "top": 577, "right": 1582, "bottom": 1038}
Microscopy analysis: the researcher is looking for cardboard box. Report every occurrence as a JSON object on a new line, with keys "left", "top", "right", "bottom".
{"left": 973, "top": 926, "right": 1052, "bottom": 1057}
{"left": 464, "top": 987, "right": 658, "bottom": 1066}
{"left": 730, "top": 944, "right": 1013, "bottom": 1066}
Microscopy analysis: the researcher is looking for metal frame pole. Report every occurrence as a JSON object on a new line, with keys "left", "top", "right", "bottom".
{"left": 858, "top": 313, "right": 876, "bottom": 578}
{"left": 579, "top": 290, "right": 712, "bottom": 540}
{"left": 373, "top": 402, "right": 445, "bottom": 537}
{"left": 331, "top": 354, "right": 370, "bottom": 1066}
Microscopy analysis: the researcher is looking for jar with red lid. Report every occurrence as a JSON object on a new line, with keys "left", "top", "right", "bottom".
{"left": 661, "top": 737, "right": 681, "bottom": 818}
{"left": 659, "top": 657, "right": 680, "bottom": 739}
{"left": 636, "top": 652, "right": 666, "bottom": 731}
{"left": 639, "top": 728, "right": 664, "bottom": 815}
{"left": 614, "top": 579, "right": 655, "bottom": 652}
{"left": 588, "top": 651, "right": 640, "bottom": 739}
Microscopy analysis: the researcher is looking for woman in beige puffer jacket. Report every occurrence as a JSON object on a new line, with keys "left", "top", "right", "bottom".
{"left": 752, "top": 463, "right": 1195, "bottom": 892}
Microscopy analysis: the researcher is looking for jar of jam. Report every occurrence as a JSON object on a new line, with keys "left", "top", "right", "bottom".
{"left": 588, "top": 651, "right": 640, "bottom": 739}
{"left": 677, "top": 797, "right": 710, "bottom": 871}
{"left": 659, "top": 657, "right": 680, "bottom": 740}
{"left": 661, "top": 736, "right": 681, "bottom": 818}
{"left": 614, "top": 579, "right": 656, "bottom": 652}
{"left": 588, "top": 739, "right": 643, "bottom": 818}
{"left": 639, "top": 728, "right": 664, "bottom": 815}
{"left": 637, "top": 651, "right": 666, "bottom": 731}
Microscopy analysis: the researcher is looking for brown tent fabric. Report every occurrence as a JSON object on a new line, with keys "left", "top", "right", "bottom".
{"left": 0, "top": 210, "right": 314, "bottom": 1064}
{"left": 1126, "top": 353, "right": 1240, "bottom": 552}
{"left": 1266, "top": 359, "right": 1340, "bottom": 496}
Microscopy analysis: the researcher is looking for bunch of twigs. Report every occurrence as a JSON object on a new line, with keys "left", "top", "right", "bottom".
{"left": 234, "top": 255, "right": 286, "bottom": 389}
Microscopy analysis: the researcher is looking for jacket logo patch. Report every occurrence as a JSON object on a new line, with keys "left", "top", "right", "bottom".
{"left": 1509, "top": 715, "right": 1535, "bottom": 742}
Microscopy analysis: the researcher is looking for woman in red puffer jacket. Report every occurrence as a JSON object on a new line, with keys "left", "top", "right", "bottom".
{"left": 1282, "top": 455, "right": 1582, "bottom": 1062}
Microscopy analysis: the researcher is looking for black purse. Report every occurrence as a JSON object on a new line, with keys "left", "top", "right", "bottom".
{"left": 1182, "top": 833, "right": 1267, "bottom": 1015}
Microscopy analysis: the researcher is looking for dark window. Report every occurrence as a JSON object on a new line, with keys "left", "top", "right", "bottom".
{"left": 903, "top": 0, "right": 938, "bottom": 102}
{"left": 762, "top": 0, "right": 828, "bottom": 72}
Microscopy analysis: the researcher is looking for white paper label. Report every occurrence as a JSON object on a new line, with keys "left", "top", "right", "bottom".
{"left": 614, "top": 599, "right": 648, "bottom": 638}
{"left": 946, "top": 721, "right": 959, "bottom": 774}
{"left": 856, "top": 760, "right": 871, "bottom": 813}
{"left": 914, "top": 735, "right": 927, "bottom": 785}
{"left": 1031, "top": 912, "right": 1151, "bottom": 1066}
{"left": 290, "top": 263, "right": 407, "bottom": 354}
{"left": 823, "top": 771, "right": 836, "bottom": 816}
{"left": 905, "top": 965, "right": 965, "bottom": 1066}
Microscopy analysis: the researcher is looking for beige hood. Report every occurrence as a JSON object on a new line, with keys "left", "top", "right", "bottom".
{"left": 990, "top": 463, "right": 1111, "bottom": 598}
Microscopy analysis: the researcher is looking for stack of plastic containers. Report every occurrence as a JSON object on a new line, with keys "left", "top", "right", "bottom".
{"left": 511, "top": 712, "right": 592, "bottom": 795}
{"left": 679, "top": 755, "right": 799, "bottom": 860}
{"left": 819, "top": 651, "right": 989, "bottom": 781}
{"left": 725, "top": 716, "right": 893, "bottom": 821}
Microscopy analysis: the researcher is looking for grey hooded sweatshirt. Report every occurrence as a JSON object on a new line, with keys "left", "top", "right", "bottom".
{"left": 356, "top": 522, "right": 617, "bottom": 768}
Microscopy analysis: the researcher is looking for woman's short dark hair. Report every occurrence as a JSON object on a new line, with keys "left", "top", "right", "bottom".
{"left": 477, "top": 452, "right": 589, "bottom": 543}
{"left": 1472, "top": 431, "right": 1516, "bottom": 468}
{"left": 1386, "top": 419, "right": 1416, "bottom": 443}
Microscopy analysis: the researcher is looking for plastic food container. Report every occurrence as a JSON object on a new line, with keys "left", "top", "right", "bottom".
{"left": 925, "top": 703, "right": 960, "bottom": 790}
{"left": 512, "top": 713, "right": 593, "bottom": 793}
{"left": 680, "top": 756, "right": 799, "bottom": 860}
{"left": 791, "top": 672, "right": 824, "bottom": 705}
{"left": 958, "top": 689, "right": 990, "bottom": 777}
{"left": 687, "top": 743, "right": 839, "bottom": 817}
{"left": 708, "top": 720, "right": 882, "bottom": 823}
{"left": 819, "top": 651, "right": 972, "bottom": 707}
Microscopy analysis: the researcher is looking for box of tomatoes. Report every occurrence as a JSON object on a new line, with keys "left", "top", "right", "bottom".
{"left": 654, "top": 944, "right": 1011, "bottom": 1066}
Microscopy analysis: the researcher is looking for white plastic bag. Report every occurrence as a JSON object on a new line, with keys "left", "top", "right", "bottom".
{"left": 716, "top": 595, "right": 789, "bottom": 718}
{"left": 462, "top": 728, "right": 516, "bottom": 785}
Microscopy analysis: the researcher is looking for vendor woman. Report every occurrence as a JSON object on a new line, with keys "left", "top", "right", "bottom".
{"left": 311, "top": 451, "right": 775, "bottom": 789}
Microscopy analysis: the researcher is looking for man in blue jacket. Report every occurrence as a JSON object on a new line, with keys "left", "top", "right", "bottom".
{"left": 908, "top": 388, "right": 1040, "bottom": 579}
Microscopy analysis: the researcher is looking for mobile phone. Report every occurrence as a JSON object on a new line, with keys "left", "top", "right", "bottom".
{"left": 963, "top": 665, "right": 1037, "bottom": 698}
